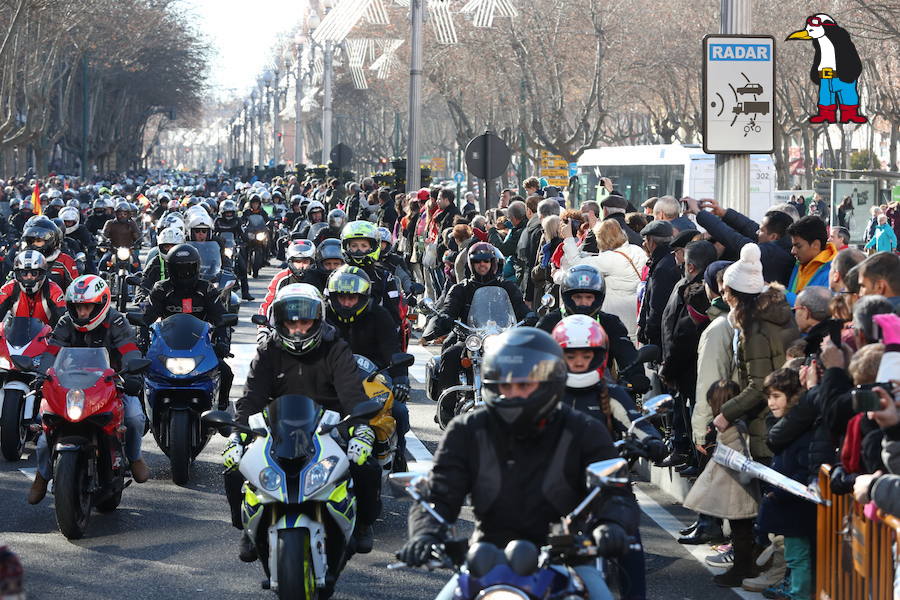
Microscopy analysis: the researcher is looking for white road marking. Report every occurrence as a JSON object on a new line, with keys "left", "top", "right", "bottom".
{"left": 226, "top": 343, "right": 259, "bottom": 387}
{"left": 405, "top": 431, "right": 435, "bottom": 466}
{"left": 406, "top": 342, "right": 437, "bottom": 383}
{"left": 18, "top": 467, "right": 36, "bottom": 481}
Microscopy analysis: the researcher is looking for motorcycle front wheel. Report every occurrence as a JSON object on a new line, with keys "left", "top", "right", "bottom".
{"left": 54, "top": 451, "right": 93, "bottom": 539}
{"left": 0, "top": 389, "right": 25, "bottom": 461}
{"left": 169, "top": 410, "right": 192, "bottom": 486}
{"left": 277, "top": 528, "right": 318, "bottom": 600}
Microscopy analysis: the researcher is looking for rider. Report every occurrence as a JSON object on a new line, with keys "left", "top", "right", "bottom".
{"left": 257, "top": 240, "right": 325, "bottom": 325}
{"left": 317, "top": 238, "right": 346, "bottom": 276}
{"left": 9, "top": 199, "right": 33, "bottom": 231}
{"left": 141, "top": 244, "right": 233, "bottom": 410}
{"left": 292, "top": 200, "right": 326, "bottom": 240}
{"left": 21, "top": 218, "right": 79, "bottom": 290}
{"left": 0, "top": 251, "right": 66, "bottom": 325}
{"left": 376, "top": 226, "right": 414, "bottom": 295}
{"left": 395, "top": 327, "right": 639, "bottom": 600}
{"left": 136, "top": 226, "right": 185, "bottom": 303}
{"left": 537, "top": 264, "right": 651, "bottom": 395}
{"left": 427, "top": 242, "right": 533, "bottom": 420}
{"left": 101, "top": 200, "right": 142, "bottom": 251}
{"left": 59, "top": 206, "right": 97, "bottom": 274}
{"left": 84, "top": 198, "right": 113, "bottom": 235}
{"left": 340, "top": 221, "right": 401, "bottom": 326}
{"left": 214, "top": 199, "right": 253, "bottom": 300}
{"left": 27, "top": 275, "right": 149, "bottom": 504}
{"left": 324, "top": 266, "right": 411, "bottom": 470}
{"left": 224, "top": 283, "right": 384, "bottom": 558}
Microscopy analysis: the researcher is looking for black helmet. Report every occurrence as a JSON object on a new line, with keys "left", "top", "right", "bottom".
{"left": 316, "top": 238, "right": 344, "bottom": 271}
{"left": 560, "top": 264, "right": 606, "bottom": 318}
{"left": 165, "top": 243, "right": 200, "bottom": 291}
{"left": 51, "top": 217, "right": 66, "bottom": 238}
{"left": 326, "top": 266, "right": 372, "bottom": 323}
{"left": 481, "top": 327, "right": 567, "bottom": 437}
{"left": 467, "top": 242, "right": 499, "bottom": 283}
{"left": 23, "top": 220, "right": 61, "bottom": 260}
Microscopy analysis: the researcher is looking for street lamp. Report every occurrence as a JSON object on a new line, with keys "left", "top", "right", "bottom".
{"left": 294, "top": 32, "right": 307, "bottom": 168}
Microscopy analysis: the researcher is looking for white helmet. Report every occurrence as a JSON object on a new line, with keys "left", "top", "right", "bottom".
{"left": 158, "top": 213, "right": 185, "bottom": 232}
{"left": 185, "top": 210, "right": 214, "bottom": 231}
{"left": 59, "top": 207, "right": 80, "bottom": 234}
{"left": 157, "top": 226, "right": 186, "bottom": 247}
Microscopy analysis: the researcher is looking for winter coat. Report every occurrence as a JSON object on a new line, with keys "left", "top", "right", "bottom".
{"left": 883, "top": 425, "right": 900, "bottom": 475}
{"left": 517, "top": 215, "right": 544, "bottom": 299}
{"left": 683, "top": 426, "right": 760, "bottom": 519}
{"left": 871, "top": 474, "right": 900, "bottom": 518}
{"left": 557, "top": 238, "right": 646, "bottom": 340}
{"left": 696, "top": 209, "right": 794, "bottom": 286}
{"left": 488, "top": 221, "right": 526, "bottom": 283}
{"left": 757, "top": 423, "right": 816, "bottom": 538}
{"left": 864, "top": 223, "right": 897, "bottom": 253}
{"left": 660, "top": 274, "right": 712, "bottom": 398}
{"left": 692, "top": 299, "right": 737, "bottom": 444}
{"left": 721, "top": 287, "right": 794, "bottom": 460}
{"left": 636, "top": 244, "right": 679, "bottom": 348}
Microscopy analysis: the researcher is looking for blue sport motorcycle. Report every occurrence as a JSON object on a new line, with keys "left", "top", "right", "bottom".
{"left": 130, "top": 312, "right": 238, "bottom": 485}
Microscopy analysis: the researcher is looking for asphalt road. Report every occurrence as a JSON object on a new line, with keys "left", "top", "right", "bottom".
{"left": 0, "top": 263, "right": 758, "bottom": 599}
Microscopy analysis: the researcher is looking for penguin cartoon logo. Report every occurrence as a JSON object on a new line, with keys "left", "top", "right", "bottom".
{"left": 786, "top": 14, "right": 867, "bottom": 125}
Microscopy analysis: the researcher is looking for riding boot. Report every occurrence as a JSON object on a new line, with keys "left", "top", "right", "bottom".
{"left": 808, "top": 104, "right": 837, "bottom": 124}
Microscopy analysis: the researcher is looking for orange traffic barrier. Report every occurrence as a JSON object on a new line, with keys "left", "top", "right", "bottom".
{"left": 816, "top": 465, "right": 899, "bottom": 599}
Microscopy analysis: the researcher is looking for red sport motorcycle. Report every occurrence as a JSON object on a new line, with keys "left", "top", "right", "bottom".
{"left": 0, "top": 317, "right": 52, "bottom": 461}
{"left": 14, "top": 347, "right": 149, "bottom": 539}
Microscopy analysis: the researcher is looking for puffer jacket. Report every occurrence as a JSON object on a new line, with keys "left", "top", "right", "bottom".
{"left": 721, "top": 286, "right": 795, "bottom": 460}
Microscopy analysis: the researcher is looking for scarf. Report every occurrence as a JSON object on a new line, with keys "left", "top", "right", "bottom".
{"left": 789, "top": 242, "right": 837, "bottom": 293}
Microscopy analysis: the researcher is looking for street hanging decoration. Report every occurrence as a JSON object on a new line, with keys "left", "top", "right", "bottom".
{"left": 785, "top": 13, "right": 868, "bottom": 125}
{"left": 313, "top": 0, "right": 376, "bottom": 44}
{"left": 364, "top": 0, "right": 390, "bottom": 25}
{"left": 369, "top": 39, "right": 404, "bottom": 79}
{"left": 459, "top": 0, "right": 517, "bottom": 28}
{"left": 345, "top": 38, "right": 371, "bottom": 89}
{"left": 428, "top": 0, "right": 458, "bottom": 44}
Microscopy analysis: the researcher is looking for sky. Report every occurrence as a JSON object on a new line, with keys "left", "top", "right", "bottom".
{"left": 178, "top": 0, "right": 308, "bottom": 100}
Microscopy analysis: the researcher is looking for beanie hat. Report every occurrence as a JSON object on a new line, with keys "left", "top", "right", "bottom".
{"left": 704, "top": 260, "right": 733, "bottom": 296}
{"left": 723, "top": 244, "right": 765, "bottom": 294}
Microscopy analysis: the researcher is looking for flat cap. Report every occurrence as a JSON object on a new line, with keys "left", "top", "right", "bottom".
{"left": 670, "top": 228, "right": 702, "bottom": 248}
{"left": 600, "top": 194, "right": 628, "bottom": 209}
{"left": 640, "top": 219, "right": 673, "bottom": 238}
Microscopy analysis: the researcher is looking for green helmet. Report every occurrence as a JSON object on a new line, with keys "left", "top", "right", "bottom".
{"left": 340, "top": 220, "right": 381, "bottom": 266}
{"left": 326, "top": 265, "right": 372, "bottom": 323}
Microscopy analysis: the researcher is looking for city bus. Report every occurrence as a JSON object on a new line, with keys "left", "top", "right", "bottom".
{"left": 574, "top": 143, "right": 776, "bottom": 222}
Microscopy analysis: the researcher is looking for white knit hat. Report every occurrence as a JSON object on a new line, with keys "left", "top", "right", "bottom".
{"left": 723, "top": 244, "right": 765, "bottom": 294}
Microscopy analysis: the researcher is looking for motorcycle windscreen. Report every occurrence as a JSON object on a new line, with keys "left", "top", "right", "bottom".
{"left": 3, "top": 316, "right": 47, "bottom": 348}
{"left": 307, "top": 222, "right": 328, "bottom": 242}
{"left": 467, "top": 286, "right": 516, "bottom": 330}
{"left": 158, "top": 314, "right": 209, "bottom": 351}
{"left": 267, "top": 395, "right": 322, "bottom": 462}
{"left": 54, "top": 347, "right": 110, "bottom": 389}
{"left": 218, "top": 231, "right": 235, "bottom": 246}
{"left": 188, "top": 241, "right": 222, "bottom": 281}
{"left": 245, "top": 214, "right": 266, "bottom": 229}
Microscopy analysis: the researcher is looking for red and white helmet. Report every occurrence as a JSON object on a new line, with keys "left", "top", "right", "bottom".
{"left": 65, "top": 275, "right": 111, "bottom": 332}
{"left": 551, "top": 314, "right": 609, "bottom": 388}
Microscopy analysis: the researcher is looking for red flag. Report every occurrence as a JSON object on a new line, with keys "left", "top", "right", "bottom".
{"left": 31, "top": 181, "right": 41, "bottom": 215}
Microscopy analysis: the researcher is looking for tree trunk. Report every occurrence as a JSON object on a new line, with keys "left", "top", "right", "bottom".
{"left": 889, "top": 119, "right": 898, "bottom": 172}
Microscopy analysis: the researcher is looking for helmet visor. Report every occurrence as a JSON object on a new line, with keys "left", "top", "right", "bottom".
{"left": 272, "top": 295, "right": 321, "bottom": 323}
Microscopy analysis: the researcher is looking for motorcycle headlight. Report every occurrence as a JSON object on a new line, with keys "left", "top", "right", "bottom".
{"left": 258, "top": 466, "right": 283, "bottom": 492}
{"left": 116, "top": 247, "right": 130, "bottom": 260}
{"left": 303, "top": 455, "right": 339, "bottom": 496}
{"left": 256, "top": 232, "right": 267, "bottom": 241}
{"left": 165, "top": 356, "right": 197, "bottom": 375}
{"left": 478, "top": 587, "right": 530, "bottom": 600}
{"left": 66, "top": 389, "right": 85, "bottom": 421}
{"left": 224, "top": 247, "right": 234, "bottom": 258}
{"left": 464, "top": 334, "right": 483, "bottom": 352}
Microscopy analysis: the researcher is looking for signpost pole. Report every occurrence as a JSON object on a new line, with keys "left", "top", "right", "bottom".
{"left": 714, "top": 0, "right": 752, "bottom": 217}
{"left": 405, "top": 0, "right": 424, "bottom": 193}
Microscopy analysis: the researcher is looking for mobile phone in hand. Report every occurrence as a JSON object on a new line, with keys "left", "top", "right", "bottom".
{"left": 851, "top": 388, "right": 882, "bottom": 413}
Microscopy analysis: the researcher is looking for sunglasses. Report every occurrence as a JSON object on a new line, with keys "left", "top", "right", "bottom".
{"left": 806, "top": 16, "right": 834, "bottom": 27}
{"left": 471, "top": 259, "right": 492, "bottom": 265}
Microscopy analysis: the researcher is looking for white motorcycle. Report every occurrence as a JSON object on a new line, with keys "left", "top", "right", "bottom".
{"left": 203, "top": 396, "right": 385, "bottom": 599}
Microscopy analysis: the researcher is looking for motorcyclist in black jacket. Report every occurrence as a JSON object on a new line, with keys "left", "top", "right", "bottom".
{"left": 214, "top": 199, "right": 253, "bottom": 300}
{"left": 141, "top": 244, "right": 234, "bottom": 410}
{"left": 537, "top": 264, "right": 651, "bottom": 396}
{"left": 340, "top": 221, "right": 401, "bottom": 326}
{"left": 396, "top": 327, "right": 639, "bottom": 600}
{"left": 224, "top": 283, "right": 384, "bottom": 560}
{"left": 324, "top": 265, "right": 411, "bottom": 470}
{"left": 84, "top": 198, "right": 113, "bottom": 236}
{"left": 59, "top": 206, "right": 97, "bottom": 274}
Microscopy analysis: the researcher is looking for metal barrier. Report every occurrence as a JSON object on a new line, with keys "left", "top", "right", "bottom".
{"left": 817, "top": 465, "right": 900, "bottom": 600}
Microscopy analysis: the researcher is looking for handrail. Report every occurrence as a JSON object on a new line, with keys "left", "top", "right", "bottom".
{"left": 816, "top": 464, "right": 898, "bottom": 600}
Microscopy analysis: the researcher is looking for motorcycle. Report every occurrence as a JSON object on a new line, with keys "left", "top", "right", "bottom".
{"left": 0, "top": 317, "right": 52, "bottom": 461}
{"left": 389, "top": 457, "right": 638, "bottom": 599}
{"left": 191, "top": 240, "right": 241, "bottom": 313}
{"left": 201, "top": 396, "right": 387, "bottom": 599}
{"left": 14, "top": 348, "right": 150, "bottom": 539}
{"left": 105, "top": 246, "right": 137, "bottom": 313}
{"left": 128, "top": 311, "right": 238, "bottom": 485}
{"left": 244, "top": 213, "right": 269, "bottom": 278}
{"left": 422, "top": 287, "right": 524, "bottom": 429}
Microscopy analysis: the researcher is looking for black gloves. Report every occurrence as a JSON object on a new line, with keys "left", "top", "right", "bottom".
{"left": 644, "top": 438, "right": 669, "bottom": 463}
{"left": 829, "top": 464, "right": 857, "bottom": 496}
{"left": 625, "top": 373, "right": 651, "bottom": 395}
{"left": 396, "top": 533, "right": 442, "bottom": 567}
{"left": 593, "top": 523, "right": 628, "bottom": 557}
{"left": 523, "top": 312, "right": 538, "bottom": 327}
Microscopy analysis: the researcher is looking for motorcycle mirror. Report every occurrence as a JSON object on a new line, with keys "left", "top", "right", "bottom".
{"left": 250, "top": 314, "right": 268, "bottom": 326}
{"left": 420, "top": 298, "right": 437, "bottom": 314}
{"left": 350, "top": 399, "right": 384, "bottom": 420}
{"left": 122, "top": 358, "right": 151, "bottom": 374}
{"left": 75, "top": 252, "right": 86, "bottom": 262}
{"left": 201, "top": 409, "right": 256, "bottom": 437}
{"left": 126, "top": 312, "right": 147, "bottom": 327}
{"left": 585, "top": 458, "right": 629, "bottom": 488}
{"left": 10, "top": 354, "right": 37, "bottom": 372}
{"left": 220, "top": 313, "right": 239, "bottom": 328}
{"left": 388, "top": 471, "right": 427, "bottom": 489}
{"left": 634, "top": 344, "right": 660, "bottom": 365}
{"left": 540, "top": 293, "right": 555, "bottom": 309}
{"left": 125, "top": 274, "right": 142, "bottom": 287}
{"left": 410, "top": 282, "right": 425, "bottom": 296}
{"left": 389, "top": 352, "right": 415, "bottom": 370}
{"left": 642, "top": 394, "right": 673, "bottom": 415}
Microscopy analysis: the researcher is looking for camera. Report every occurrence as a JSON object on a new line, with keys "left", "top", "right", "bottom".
{"left": 851, "top": 382, "right": 896, "bottom": 413}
